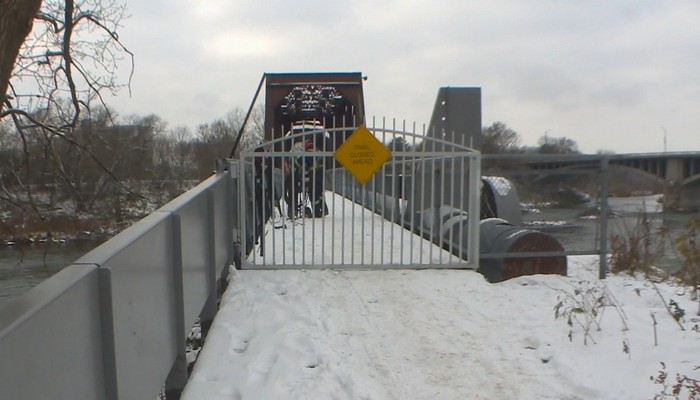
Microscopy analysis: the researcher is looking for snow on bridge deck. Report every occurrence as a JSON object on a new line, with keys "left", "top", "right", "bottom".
{"left": 245, "top": 192, "right": 463, "bottom": 268}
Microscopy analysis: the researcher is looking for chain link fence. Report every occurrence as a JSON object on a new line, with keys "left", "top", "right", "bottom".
{"left": 480, "top": 154, "right": 612, "bottom": 280}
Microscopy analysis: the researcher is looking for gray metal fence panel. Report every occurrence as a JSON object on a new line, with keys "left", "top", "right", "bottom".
{"left": 0, "top": 265, "right": 107, "bottom": 399}
{"left": 211, "top": 174, "right": 234, "bottom": 277}
{"left": 0, "top": 171, "right": 234, "bottom": 399}
{"left": 159, "top": 186, "right": 213, "bottom": 333}
{"left": 481, "top": 154, "right": 610, "bottom": 279}
{"left": 76, "top": 211, "right": 178, "bottom": 400}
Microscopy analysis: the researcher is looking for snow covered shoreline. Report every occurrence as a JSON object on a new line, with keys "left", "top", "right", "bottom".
{"left": 182, "top": 256, "right": 700, "bottom": 399}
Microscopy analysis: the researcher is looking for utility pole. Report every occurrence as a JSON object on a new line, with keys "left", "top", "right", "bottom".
{"left": 662, "top": 127, "right": 667, "bottom": 153}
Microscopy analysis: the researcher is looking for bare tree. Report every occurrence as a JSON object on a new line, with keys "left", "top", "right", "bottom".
{"left": 0, "top": 0, "right": 43, "bottom": 108}
{"left": 0, "top": 0, "right": 134, "bottom": 238}
{"left": 229, "top": 106, "right": 264, "bottom": 154}
{"left": 2, "top": 0, "right": 133, "bottom": 130}
{"left": 538, "top": 134, "right": 580, "bottom": 154}
{"left": 2, "top": 0, "right": 134, "bottom": 195}
{"left": 387, "top": 136, "right": 411, "bottom": 152}
{"left": 170, "top": 125, "right": 196, "bottom": 181}
{"left": 192, "top": 107, "right": 265, "bottom": 179}
{"left": 481, "top": 122, "right": 522, "bottom": 154}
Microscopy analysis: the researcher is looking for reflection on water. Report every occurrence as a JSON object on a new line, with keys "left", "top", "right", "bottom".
{"left": 523, "top": 194, "right": 694, "bottom": 271}
{"left": 0, "top": 240, "right": 101, "bottom": 307}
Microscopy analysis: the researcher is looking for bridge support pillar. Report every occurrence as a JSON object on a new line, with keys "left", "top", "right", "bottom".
{"left": 664, "top": 181, "right": 700, "bottom": 212}
{"left": 666, "top": 159, "right": 685, "bottom": 182}
{"left": 678, "top": 183, "right": 700, "bottom": 212}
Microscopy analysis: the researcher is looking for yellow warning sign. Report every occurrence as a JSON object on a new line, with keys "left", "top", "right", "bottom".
{"left": 334, "top": 125, "right": 392, "bottom": 185}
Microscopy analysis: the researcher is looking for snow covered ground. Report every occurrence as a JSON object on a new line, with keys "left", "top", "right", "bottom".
{"left": 182, "top": 195, "right": 700, "bottom": 400}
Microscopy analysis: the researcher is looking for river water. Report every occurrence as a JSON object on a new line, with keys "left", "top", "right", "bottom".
{"left": 0, "top": 240, "right": 102, "bottom": 307}
{"left": 523, "top": 194, "right": 694, "bottom": 271}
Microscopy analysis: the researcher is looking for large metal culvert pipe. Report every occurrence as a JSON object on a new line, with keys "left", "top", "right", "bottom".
{"left": 478, "top": 218, "right": 567, "bottom": 283}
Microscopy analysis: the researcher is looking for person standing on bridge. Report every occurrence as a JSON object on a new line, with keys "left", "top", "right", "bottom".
{"left": 253, "top": 144, "right": 274, "bottom": 256}
{"left": 285, "top": 140, "right": 306, "bottom": 219}
{"left": 284, "top": 137, "right": 329, "bottom": 219}
{"left": 300, "top": 139, "right": 329, "bottom": 218}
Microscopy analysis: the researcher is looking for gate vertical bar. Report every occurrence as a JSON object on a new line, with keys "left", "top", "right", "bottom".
{"left": 341, "top": 157, "right": 347, "bottom": 265}
{"left": 308, "top": 136, "right": 315, "bottom": 266}
{"left": 250, "top": 154, "right": 258, "bottom": 265}
{"left": 292, "top": 150, "right": 297, "bottom": 265}
{"left": 265, "top": 154, "right": 273, "bottom": 265}
{"left": 599, "top": 157, "right": 610, "bottom": 279}
{"left": 321, "top": 140, "right": 327, "bottom": 265}
{"left": 380, "top": 117, "right": 386, "bottom": 264}
{"left": 468, "top": 154, "right": 481, "bottom": 268}
{"left": 397, "top": 122, "right": 404, "bottom": 264}
{"left": 417, "top": 124, "right": 427, "bottom": 265}
{"left": 238, "top": 154, "right": 247, "bottom": 268}
{"left": 440, "top": 139, "right": 448, "bottom": 264}
{"left": 459, "top": 134, "right": 467, "bottom": 262}
{"left": 331, "top": 119, "right": 337, "bottom": 264}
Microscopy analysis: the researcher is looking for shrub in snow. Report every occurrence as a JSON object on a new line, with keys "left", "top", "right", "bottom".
{"left": 675, "top": 216, "right": 700, "bottom": 316}
{"left": 651, "top": 362, "right": 700, "bottom": 400}
{"left": 553, "top": 279, "right": 627, "bottom": 346}
{"left": 609, "top": 211, "right": 669, "bottom": 278}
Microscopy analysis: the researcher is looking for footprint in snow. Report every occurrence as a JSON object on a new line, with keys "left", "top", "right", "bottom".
{"left": 522, "top": 336, "right": 540, "bottom": 350}
{"left": 539, "top": 343, "right": 554, "bottom": 364}
{"left": 275, "top": 286, "right": 288, "bottom": 296}
{"left": 247, "top": 349, "right": 279, "bottom": 385}
{"left": 219, "top": 387, "right": 242, "bottom": 400}
{"left": 230, "top": 334, "right": 251, "bottom": 354}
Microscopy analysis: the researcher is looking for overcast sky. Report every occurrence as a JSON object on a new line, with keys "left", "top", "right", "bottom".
{"left": 108, "top": 1, "right": 700, "bottom": 154}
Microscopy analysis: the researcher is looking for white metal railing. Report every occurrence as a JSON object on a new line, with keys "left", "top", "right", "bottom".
{"left": 238, "top": 124, "right": 481, "bottom": 269}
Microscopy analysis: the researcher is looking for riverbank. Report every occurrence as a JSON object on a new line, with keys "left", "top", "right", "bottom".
{"left": 1, "top": 213, "right": 137, "bottom": 246}
{"left": 1, "top": 180, "right": 195, "bottom": 246}
{"left": 0, "top": 189, "right": 176, "bottom": 245}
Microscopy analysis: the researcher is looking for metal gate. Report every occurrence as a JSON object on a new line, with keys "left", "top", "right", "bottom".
{"left": 236, "top": 122, "right": 481, "bottom": 269}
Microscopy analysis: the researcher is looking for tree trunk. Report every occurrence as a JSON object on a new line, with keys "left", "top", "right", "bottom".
{"left": 0, "top": 0, "right": 42, "bottom": 107}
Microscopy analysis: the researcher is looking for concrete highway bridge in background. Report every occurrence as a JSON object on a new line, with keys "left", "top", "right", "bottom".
{"left": 483, "top": 151, "right": 700, "bottom": 211}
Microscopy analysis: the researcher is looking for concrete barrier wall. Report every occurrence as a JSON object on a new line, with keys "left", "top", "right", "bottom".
{"left": 0, "top": 170, "right": 235, "bottom": 400}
